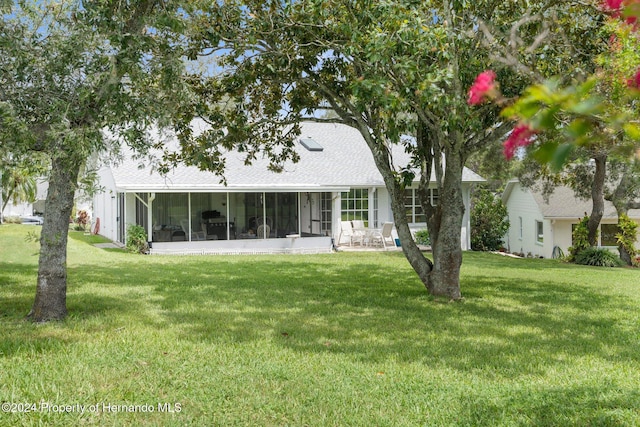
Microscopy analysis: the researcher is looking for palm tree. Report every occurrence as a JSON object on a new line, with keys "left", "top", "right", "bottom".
{"left": 1, "top": 166, "right": 38, "bottom": 213}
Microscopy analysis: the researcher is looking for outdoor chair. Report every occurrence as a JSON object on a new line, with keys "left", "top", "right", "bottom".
{"left": 181, "top": 219, "right": 206, "bottom": 241}
{"left": 339, "top": 221, "right": 363, "bottom": 246}
{"left": 370, "top": 222, "right": 395, "bottom": 248}
{"left": 257, "top": 224, "right": 270, "bottom": 239}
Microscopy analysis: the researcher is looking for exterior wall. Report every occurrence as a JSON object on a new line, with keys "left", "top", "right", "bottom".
{"left": 504, "top": 183, "right": 550, "bottom": 258}
{"left": 552, "top": 218, "right": 640, "bottom": 256}
{"left": 94, "top": 179, "right": 477, "bottom": 252}
{"left": 552, "top": 220, "right": 574, "bottom": 256}
{"left": 93, "top": 168, "right": 119, "bottom": 242}
{"left": 150, "top": 236, "right": 332, "bottom": 255}
{"left": 461, "top": 183, "right": 472, "bottom": 251}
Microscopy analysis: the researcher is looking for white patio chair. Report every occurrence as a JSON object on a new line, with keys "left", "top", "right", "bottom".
{"left": 181, "top": 219, "right": 206, "bottom": 241}
{"left": 351, "top": 220, "right": 369, "bottom": 245}
{"left": 257, "top": 224, "right": 270, "bottom": 239}
{"left": 339, "top": 221, "right": 363, "bottom": 246}
{"left": 370, "top": 222, "right": 395, "bottom": 248}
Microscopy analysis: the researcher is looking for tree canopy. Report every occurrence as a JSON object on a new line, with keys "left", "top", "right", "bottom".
{"left": 176, "top": 0, "right": 604, "bottom": 298}
{"left": 0, "top": 0, "right": 193, "bottom": 321}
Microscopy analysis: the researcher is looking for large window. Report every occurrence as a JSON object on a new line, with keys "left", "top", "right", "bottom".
{"left": 404, "top": 188, "right": 438, "bottom": 224}
{"left": 341, "top": 189, "right": 368, "bottom": 224}
{"left": 572, "top": 223, "right": 621, "bottom": 247}
{"left": 601, "top": 224, "right": 620, "bottom": 246}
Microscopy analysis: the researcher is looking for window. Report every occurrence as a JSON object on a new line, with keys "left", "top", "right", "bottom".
{"left": 321, "top": 192, "right": 332, "bottom": 236}
{"left": 341, "top": 189, "right": 368, "bottom": 225}
{"left": 536, "top": 220, "right": 544, "bottom": 244}
{"left": 601, "top": 224, "right": 620, "bottom": 247}
{"left": 518, "top": 216, "right": 523, "bottom": 239}
{"left": 404, "top": 188, "right": 437, "bottom": 224}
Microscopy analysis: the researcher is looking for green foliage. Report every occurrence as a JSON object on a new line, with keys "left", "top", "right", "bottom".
{"left": 470, "top": 188, "right": 510, "bottom": 251}
{"left": 414, "top": 229, "right": 430, "bottom": 246}
{"left": 574, "top": 247, "right": 624, "bottom": 267}
{"left": 616, "top": 214, "right": 638, "bottom": 265}
{"left": 501, "top": 18, "right": 640, "bottom": 170}
{"left": 125, "top": 224, "right": 149, "bottom": 254}
{"left": 568, "top": 216, "right": 593, "bottom": 262}
{"left": 73, "top": 210, "right": 90, "bottom": 232}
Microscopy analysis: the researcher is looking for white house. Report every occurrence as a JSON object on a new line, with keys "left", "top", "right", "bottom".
{"left": 94, "top": 121, "right": 485, "bottom": 254}
{"left": 502, "top": 180, "right": 640, "bottom": 258}
{"left": 1, "top": 179, "right": 47, "bottom": 220}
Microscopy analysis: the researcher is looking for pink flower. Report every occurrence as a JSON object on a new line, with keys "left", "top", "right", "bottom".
{"left": 604, "top": 0, "right": 623, "bottom": 10}
{"left": 627, "top": 68, "right": 640, "bottom": 88}
{"left": 468, "top": 70, "right": 497, "bottom": 105}
{"left": 603, "top": 0, "right": 640, "bottom": 24}
{"left": 503, "top": 124, "right": 537, "bottom": 160}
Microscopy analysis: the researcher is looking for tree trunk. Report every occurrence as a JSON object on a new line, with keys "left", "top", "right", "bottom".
{"left": 587, "top": 154, "right": 606, "bottom": 247}
{"left": 425, "top": 154, "right": 464, "bottom": 300}
{"left": 28, "top": 153, "right": 81, "bottom": 322}
{"left": 386, "top": 179, "right": 434, "bottom": 288}
{"left": 611, "top": 168, "right": 634, "bottom": 266}
{"left": 353, "top": 123, "right": 435, "bottom": 292}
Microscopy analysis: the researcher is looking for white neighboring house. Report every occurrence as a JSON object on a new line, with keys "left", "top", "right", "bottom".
{"left": 502, "top": 180, "right": 640, "bottom": 258}
{"left": 1, "top": 179, "right": 47, "bottom": 221}
{"left": 93, "top": 121, "right": 485, "bottom": 254}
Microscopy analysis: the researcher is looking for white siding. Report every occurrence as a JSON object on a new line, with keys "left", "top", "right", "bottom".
{"left": 504, "top": 183, "right": 550, "bottom": 257}
{"left": 93, "top": 167, "right": 118, "bottom": 241}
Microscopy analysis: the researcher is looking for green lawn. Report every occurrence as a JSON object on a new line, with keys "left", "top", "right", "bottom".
{"left": 1, "top": 224, "right": 639, "bottom": 426}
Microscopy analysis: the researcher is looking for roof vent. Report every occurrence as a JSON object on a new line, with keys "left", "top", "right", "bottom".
{"left": 299, "top": 137, "right": 323, "bottom": 152}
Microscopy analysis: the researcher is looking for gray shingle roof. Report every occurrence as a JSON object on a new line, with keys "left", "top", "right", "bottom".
{"left": 106, "top": 121, "right": 484, "bottom": 192}
{"left": 505, "top": 181, "right": 640, "bottom": 219}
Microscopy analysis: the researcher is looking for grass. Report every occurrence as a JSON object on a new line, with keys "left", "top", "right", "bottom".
{"left": 1, "top": 224, "right": 639, "bottom": 426}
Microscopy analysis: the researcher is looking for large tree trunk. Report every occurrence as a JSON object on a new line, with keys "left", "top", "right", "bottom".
{"left": 587, "top": 154, "right": 606, "bottom": 246}
{"left": 424, "top": 154, "right": 464, "bottom": 300}
{"left": 28, "top": 152, "right": 81, "bottom": 322}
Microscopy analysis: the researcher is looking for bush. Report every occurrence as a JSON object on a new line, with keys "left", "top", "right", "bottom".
{"left": 414, "top": 229, "right": 430, "bottom": 246}
{"left": 126, "top": 224, "right": 149, "bottom": 254}
{"left": 470, "top": 188, "right": 509, "bottom": 251}
{"left": 616, "top": 214, "right": 638, "bottom": 266}
{"left": 4, "top": 216, "right": 22, "bottom": 224}
{"left": 574, "top": 247, "right": 624, "bottom": 267}
{"left": 74, "top": 210, "right": 90, "bottom": 232}
{"left": 568, "top": 216, "right": 592, "bottom": 262}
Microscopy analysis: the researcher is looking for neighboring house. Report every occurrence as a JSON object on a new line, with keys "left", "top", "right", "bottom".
{"left": 1, "top": 179, "right": 47, "bottom": 220}
{"left": 502, "top": 180, "right": 640, "bottom": 258}
{"left": 94, "top": 121, "right": 485, "bottom": 254}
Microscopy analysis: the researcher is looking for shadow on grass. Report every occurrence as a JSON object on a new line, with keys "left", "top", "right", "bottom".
{"left": 2, "top": 252, "right": 638, "bottom": 382}
{"left": 458, "top": 383, "right": 640, "bottom": 425}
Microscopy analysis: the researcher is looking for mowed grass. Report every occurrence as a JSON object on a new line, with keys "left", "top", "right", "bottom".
{"left": 1, "top": 225, "right": 639, "bottom": 426}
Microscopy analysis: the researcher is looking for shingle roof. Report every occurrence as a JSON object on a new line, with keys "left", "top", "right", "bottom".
{"left": 504, "top": 181, "right": 640, "bottom": 220}
{"left": 106, "top": 121, "right": 484, "bottom": 192}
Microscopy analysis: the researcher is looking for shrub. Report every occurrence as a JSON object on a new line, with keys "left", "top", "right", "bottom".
{"left": 414, "top": 229, "right": 430, "bottom": 246}
{"left": 470, "top": 188, "right": 509, "bottom": 251}
{"left": 574, "top": 247, "right": 624, "bottom": 267}
{"left": 74, "top": 210, "right": 90, "bottom": 232}
{"left": 616, "top": 214, "right": 638, "bottom": 266}
{"left": 568, "top": 216, "right": 592, "bottom": 262}
{"left": 126, "top": 224, "right": 149, "bottom": 254}
{"left": 4, "top": 216, "right": 22, "bottom": 224}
